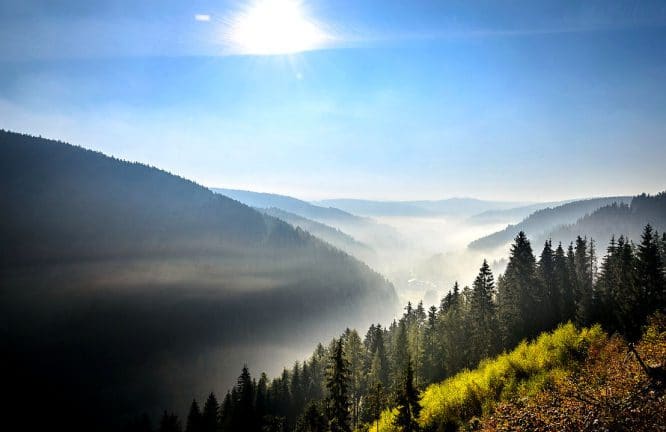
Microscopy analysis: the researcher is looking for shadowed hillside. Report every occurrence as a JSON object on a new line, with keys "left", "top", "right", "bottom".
{"left": 0, "top": 130, "right": 399, "bottom": 431}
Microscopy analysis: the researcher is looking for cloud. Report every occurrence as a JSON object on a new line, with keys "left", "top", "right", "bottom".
{"left": 194, "top": 14, "right": 211, "bottom": 22}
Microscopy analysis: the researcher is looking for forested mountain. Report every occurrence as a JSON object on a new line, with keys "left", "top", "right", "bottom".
{"left": 212, "top": 188, "right": 404, "bottom": 251}
{"left": 543, "top": 192, "right": 666, "bottom": 247}
{"left": 212, "top": 188, "right": 362, "bottom": 224}
{"left": 468, "top": 196, "right": 632, "bottom": 250}
{"left": 466, "top": 201, "right": 569, "bottom": 225}
{"left": 317, "top": 198, "right": 528, "bottom": 218}
{"left": 0, "top": 130, "right": 399, "bottom": 431}
{"left": 160, "top": 223, "right": 665, "bottom": 432}
{"left": 260, "top": 207, "right": 377, "bottom": 266}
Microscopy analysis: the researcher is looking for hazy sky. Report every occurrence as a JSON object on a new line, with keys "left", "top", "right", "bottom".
{"left": 1, "top": 0, "right": 665, "bottom": 201}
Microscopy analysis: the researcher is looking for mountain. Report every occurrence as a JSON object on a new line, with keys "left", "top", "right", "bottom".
{"left": 468, "top": 196, "right": 632, "bottom": 251}
{"left": 544, "top": 192, "right": 666, "bottom": 247}
{"left": 212, "top": 188, "right": 405, "bottom": 252}
{"left": 212, "top": 187, "right": 362, "bottom": 223}
{"left": 260, "top": 207, "right": 377, "bottom": 266}
{"left": 466, "top": 201, "right": 570, "bottom": 225}
{"left": 0, "top": 130, "right": 399, "bottom": 431}
{"left": 317, "top": 198, "right": 529, "bottom": 217}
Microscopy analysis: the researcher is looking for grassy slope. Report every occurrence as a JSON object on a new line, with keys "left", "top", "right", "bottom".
{"left": 366, "top": 318, "right": 665, "bottom": 432}
{"left": 367, "top": 324, "right": 607, "bottom": 431}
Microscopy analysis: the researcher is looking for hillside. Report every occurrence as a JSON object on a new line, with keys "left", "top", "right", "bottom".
{"left": 0, "top": 130, "right": 399, "bottom": 431}
{"left": 466, "top": 201, "right": 569, "bottom": 225}
{"left": 213, "top": 188, "right": 405, "bottom": 251}
{"left": 372, "top": 317, "right": 665, "bottom": 432}
{"left": 260, "top": 207, "right": 377, "bottom": 266}
{"left": 317, "top": 198, "right": 528, "bottom": 217}
{"left": 543, "top": 192, "right": 666, "bottom": 247}
{"left": 468, "top": 196, "right": 632, "bottom": 251}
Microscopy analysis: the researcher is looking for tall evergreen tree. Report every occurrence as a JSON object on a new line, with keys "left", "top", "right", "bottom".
{"left": 497, "top": 232, "right": 537, "bottom": 348}
{"left": 201, "top": 393, "right": 219, "bottom": 432}
{"left": 185, "top": 399, "right": 202, "bottom": 432}
{"left": 537, "top": 240, "right": 558, "bottom": 330}
{"left": 159, "top": 412, "right": 182, "bottom": 432}
{"left": 636, "top": 224, "right": 666, "bottom": 320}
{"left": 574, "top": 236, "right": 594, "bottom": 326}
{"left": 393, "top": 361, "right": 420, "bottom": 432}
{"left": 469, "top": 260, "right": 499, "bottom": 363}
{"left": 326, "top": 339, "right": 351, "bottom": 432}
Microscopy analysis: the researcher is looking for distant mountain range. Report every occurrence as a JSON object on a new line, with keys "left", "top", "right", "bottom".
{"left": 544, "top": 193, "right": 666, "bottom": 248}
{"left": 316, "top": 197, "right": 530, "bottom": 217}
{"left": 212, "top": 188, "right": 405, "bottom": 251}
{"left": 260, "top": 207, "right": 377, "bottom": 266}
{"left": 468, "top": 196, "right": 634, "bottom": 250}
{"left": 0, "top": 131, "right": 399, "bottom": 431}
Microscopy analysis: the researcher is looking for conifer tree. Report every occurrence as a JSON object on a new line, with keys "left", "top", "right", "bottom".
{"left": 201, "top": 393, "right": 219, "bottom": 432}
{"left": 497, "top": 232, "right": 537, "bottom": 348}
{"left": 469, "top": 260, "right": 499, "bottom": 363}
{"left": 326, "top": 338, "right": 351, "bottom": 432}
{"left": 159, "top": 411, "right": 182, "bottom": 432}
{"left": 185, "top": 399, "right": 202, "bottom": 432}
{"left": 393, "top": 360, "right": 420, "bottom": 432}
{"left": 537, "top": 240, "right": 557, "bottom": 330}
{"left": 636, "top": 224, "right": 666, "bottom": 319}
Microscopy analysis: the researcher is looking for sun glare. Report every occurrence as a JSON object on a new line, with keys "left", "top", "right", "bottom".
{"left": 222, "top": 0, "right": 332, "bottom": 55}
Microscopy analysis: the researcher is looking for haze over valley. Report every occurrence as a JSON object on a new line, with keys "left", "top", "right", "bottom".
{"left": 2, "top": 1, "right": 665, "bottom": 431}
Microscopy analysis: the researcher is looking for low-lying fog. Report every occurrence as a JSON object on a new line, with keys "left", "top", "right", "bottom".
{"left": 354, "top": 215, "right": 515, "bottom": 307}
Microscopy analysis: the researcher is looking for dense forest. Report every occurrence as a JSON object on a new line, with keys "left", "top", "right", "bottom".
{"left": 149, "top": 223, "right": 666, "bottom": 432}
{"left": 468, "top": 196, "right": 633, "bottom": 250}
{"left": 0, "top": 130, "right": 399, "bottom": 431}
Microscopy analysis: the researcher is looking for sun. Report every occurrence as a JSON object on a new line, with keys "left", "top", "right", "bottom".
{"left": 222, "top": 0, "right": 332, "bottom": 56}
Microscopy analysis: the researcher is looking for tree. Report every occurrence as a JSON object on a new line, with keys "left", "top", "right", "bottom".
{"left": 469, "top": 260, "right": 499, "bottom": 363}
{"left": 326, "top": 338, "right": 351, "bottom": 432}
{"left": 185, "top": 399, "right": 202, "bottom": 432}
{"left": 201, "top": 393, "right": 219, "bottom": 432}
{"left": 554, "top": 242, "right": 575, "bottom": 323}
{"left": 294, "top": 402, "right": 327, "bottom": 432}
{"left": 391, "top": 320, "right": 409, "bottom": 391}
{"left": 343, "top": 329, "right": 364, "bottom": 429}
{"left": 537, "top": 240, "right": 558, "bottom": 330}
{"left": 393, "top": 361, "right": 420, "bottom": 432}
{"left": 498, "top": 232, "right": 537, "bottom": 348}
{"left": 574, "top": 236, "right": 594, "bottom": 326}
{"left": 159, "top": 411, "right": 182, "bottom": 432}
{"left": 635, "top": 225, "right": 666, "bottom": 326}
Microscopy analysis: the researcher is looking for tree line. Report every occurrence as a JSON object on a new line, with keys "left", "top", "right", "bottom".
{"left": 128, "top": 224, "right": 665, "bottom": 432}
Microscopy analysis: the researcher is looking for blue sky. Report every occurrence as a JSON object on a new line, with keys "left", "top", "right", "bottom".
{"left": 1, "top": 0, "right": 665, "bottom": 201}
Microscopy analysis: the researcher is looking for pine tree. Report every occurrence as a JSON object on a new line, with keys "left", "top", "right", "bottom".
{"left": 393, "top": 360, "right": 420, "bottom": 432}
{"left": 185, "top": 399, "right": 202, "bottom": 432}
{"left": 343, "top": 329, "right": 364, "bottom": 430}
{"left": 537, "top": 240, "right": 558, "bottom": 330}
{"left": 574, "top": 236, "right": 594, "bottom": 326}
{"left": 469, "top": 260, "right": 499, "bottom": 363}
{"left": 636, "top": 224, "right": 666, "bottom": 320}
{"left": 159, "top": 411, "right": 182, "bottom": 432}
{"left": 294, "top": 402, "right": 327, "bottom": 432}
{"left": 326, "top": 338, "right": 351, "bottom": 432}
{"left": 201, "top": 393, "right": 219, "bottom": 432}
{"left": 497, "top": 232, "right": 537, "bottom": 348}
{"left": 391, "top": 320, "right": 409, "bottom": 391}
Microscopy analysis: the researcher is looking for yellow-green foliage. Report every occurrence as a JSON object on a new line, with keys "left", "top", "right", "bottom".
{"left": 366, "top": 323, "right": 606, "bottom": 432}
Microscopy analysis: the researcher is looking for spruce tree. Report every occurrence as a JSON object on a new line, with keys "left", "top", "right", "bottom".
{"left": 636, "top": 224, "right": 666, "bottom": 319}
{"left": 201, "top": 393, "right": 219, "bottom": 432}
{"left": 537, "top": 240, "right": 557, "bottom": 330}
{"left": 185, "top": 399, "right": 202, "bottom": 432}
{"left": 497, "top": 231, "right": 537, "bottom": 348}
{"left": 469, "top": 260, "right": 499, "bottom": 363}
{"left": 393, "top": 360, "right": 420, "bottom": 432}
{"left": 326, "top": 338, "right": 351, "bottom": 432}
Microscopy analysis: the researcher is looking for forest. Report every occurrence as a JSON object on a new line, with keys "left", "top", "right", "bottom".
{"left": 143, "top": 223, "right": 666, "bottom": 432}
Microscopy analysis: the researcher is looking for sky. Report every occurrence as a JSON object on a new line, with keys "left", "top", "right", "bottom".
{"left": 1, "top": 0, "right": 665, "bottom": 201}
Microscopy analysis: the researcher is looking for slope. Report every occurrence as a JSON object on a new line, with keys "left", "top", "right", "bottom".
{"left": 468, "top": 196, "right": 632, "bottom": 251}
{"left": 0, "top": 130, "right": 399, "bottom": 431}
